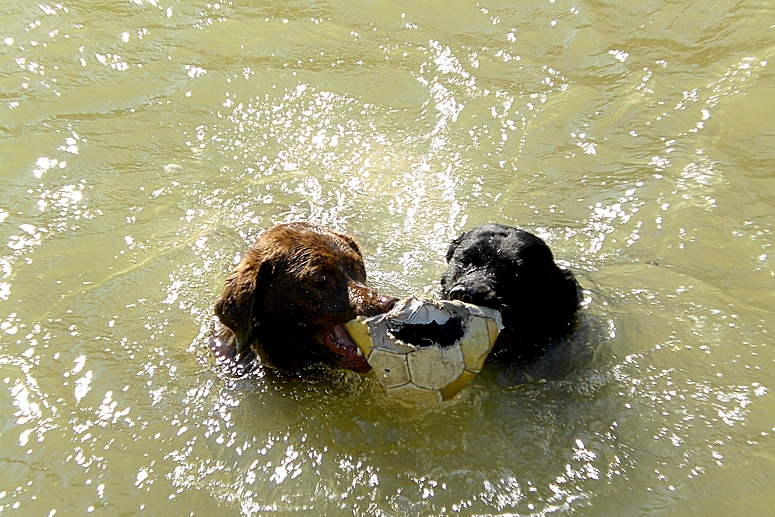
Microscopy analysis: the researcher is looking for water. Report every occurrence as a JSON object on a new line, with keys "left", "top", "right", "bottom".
{"left": 1, "top": 0, "right": 774, "bottom": 515}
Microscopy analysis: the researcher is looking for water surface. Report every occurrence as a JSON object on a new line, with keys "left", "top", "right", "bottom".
{"left": 1, "top": 0, "right": 774, "bottom": 515}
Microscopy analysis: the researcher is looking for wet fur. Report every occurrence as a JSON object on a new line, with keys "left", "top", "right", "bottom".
{"left": 211, "top": 222, "right": 395, "bottom": 374}
{"left": 441, "top": 223, "right": 581, "bottom": 360}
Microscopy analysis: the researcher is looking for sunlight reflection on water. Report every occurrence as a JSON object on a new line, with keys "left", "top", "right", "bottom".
{"left": 1, "top": 0, "right": 774, "bottom": 515}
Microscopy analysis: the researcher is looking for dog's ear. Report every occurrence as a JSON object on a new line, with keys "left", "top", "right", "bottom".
{"left": 214, "top": 254, "right": 266, "bottom": 356}
{"left": 334, "top": 230, "right": 362, "bottom": 257}
{"left": 445, "top": 231, "right": 468, "bottom": 263}
{"left": 561, "top": 267, "right": 583, "bottom": 308}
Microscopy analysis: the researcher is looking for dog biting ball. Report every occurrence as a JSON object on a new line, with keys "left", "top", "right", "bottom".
{"left": 344, "top": 297, "right": 503, "bottom": 404}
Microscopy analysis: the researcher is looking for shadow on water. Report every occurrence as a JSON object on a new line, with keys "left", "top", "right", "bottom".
{"left": 483, "top": 311, "right": 615, "bottom": 389}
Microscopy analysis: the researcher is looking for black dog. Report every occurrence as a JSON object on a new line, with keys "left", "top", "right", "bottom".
{"left": 440, "top": 223, "right": 581, "bottom": 360}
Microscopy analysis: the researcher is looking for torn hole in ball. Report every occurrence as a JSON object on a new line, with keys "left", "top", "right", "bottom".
{"left": 388, "top": 316, "right": 465, "bottom": 348}
{"left": 343, "top": 297, "right": 503, "bottom": 403}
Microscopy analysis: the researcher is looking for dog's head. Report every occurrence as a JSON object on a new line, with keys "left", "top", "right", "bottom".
{"left": 214, "top": 222, "right": 395, "bottom": 373}
{"left": 441, "top": 224, "right": 581, "bottom": 348}
{"left": 441, "top": 224, "right": 558, "bottom": 307}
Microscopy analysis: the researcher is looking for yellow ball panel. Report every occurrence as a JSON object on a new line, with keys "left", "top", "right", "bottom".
{"left": 407, "top": 346, "right": 464, "bottom": 390}
{"left": 343, "top": 318, "right": 374, "bottom": 360}
{"left": 367, "top": 348, "right": 410, "bottom": 388}
{"left": 386, "top": 383, "right": 443, "bottom": 405}
{"left": 440, "top": 370, "right": 478, "bottom": 401}
{"left": 459, "top": 317, "right": 492, "bottom": 373}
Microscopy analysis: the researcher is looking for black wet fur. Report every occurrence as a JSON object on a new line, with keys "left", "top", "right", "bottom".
{"left": 441, "top": 223, "right": 582, "bottom": 361}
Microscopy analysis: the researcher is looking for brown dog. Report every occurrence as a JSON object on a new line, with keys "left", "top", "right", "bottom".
{"left": 211, "top": 222, "right": 396, "bottom": 374}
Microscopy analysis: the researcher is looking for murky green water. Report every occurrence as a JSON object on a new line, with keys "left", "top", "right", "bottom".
{"left": 2, "top": 0, "right": 774, "bottom": 515}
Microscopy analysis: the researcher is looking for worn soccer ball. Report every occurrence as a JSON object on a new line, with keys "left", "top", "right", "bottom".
{"left": 344, "top": 297, "right": 503, "bottom": 404}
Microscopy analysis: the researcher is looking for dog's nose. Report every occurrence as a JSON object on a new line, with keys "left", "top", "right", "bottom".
{"left": 378, "top": 295, "right": 399, "bottom": 312}
{"left": 349, "top": 282, "right": 399, "bottom": 316}
{"left": 447, "top": 286, "right": 475, "bottom": 304}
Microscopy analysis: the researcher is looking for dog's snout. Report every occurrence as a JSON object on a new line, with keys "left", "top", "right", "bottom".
{"left": 448, "top": 286, "right": 475, "bottom": 304}
{"left": 349, "top": 283, "right": 398, "bottom": 317}
{"left": 378, "top": 295, "right": 399, "bottom": 312}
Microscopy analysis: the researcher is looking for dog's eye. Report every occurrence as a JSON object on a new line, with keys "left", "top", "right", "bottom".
{"left": 312, "top": 274, "right": 327, "bottom": 285}
{"left": 463, "top": 251, "right": 483, "bottom": 267}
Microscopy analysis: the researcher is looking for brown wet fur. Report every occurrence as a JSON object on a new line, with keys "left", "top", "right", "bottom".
{"left": 211, "top": 222, "right": 396, "bottom": 375}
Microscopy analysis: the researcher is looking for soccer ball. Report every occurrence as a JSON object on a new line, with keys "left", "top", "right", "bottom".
{"left": 344, "top": 297, "right": 503, "bottom": 404}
